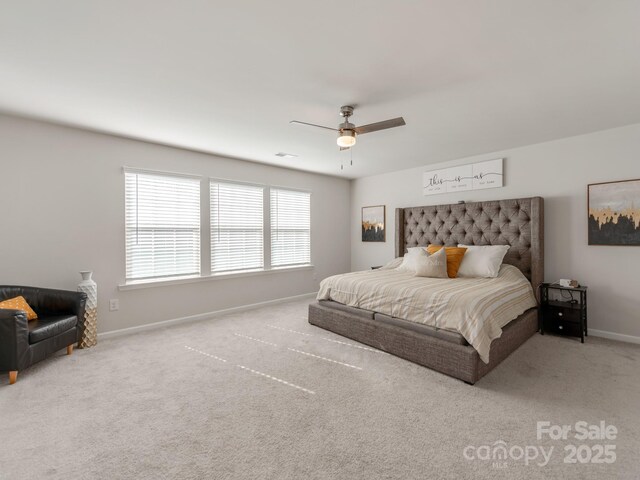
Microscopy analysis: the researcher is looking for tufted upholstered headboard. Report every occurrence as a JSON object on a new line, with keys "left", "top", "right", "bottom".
{"left": 395, "top": 197, "right": 544, "bottom": 294}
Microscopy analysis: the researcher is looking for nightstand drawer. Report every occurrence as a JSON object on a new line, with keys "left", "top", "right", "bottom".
{"left": 542, "top": 305, "right": 581, "bottom": 324}
{"left": 543, "top": 317, "right": 583, "bottom": 337}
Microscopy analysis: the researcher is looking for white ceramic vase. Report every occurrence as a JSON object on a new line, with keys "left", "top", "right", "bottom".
{"left": 77, "top": 271, "right": 98, "bottom": 348}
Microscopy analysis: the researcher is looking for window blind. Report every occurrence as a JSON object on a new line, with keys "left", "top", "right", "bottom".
{"left": 211, "top": 182, "right": 264, "bottom": 272}
{"left": 270, "top": 188, "right": 311, "bottom": 267}
{"left": 125, "top": 171, "right": 201, "bottom": 281}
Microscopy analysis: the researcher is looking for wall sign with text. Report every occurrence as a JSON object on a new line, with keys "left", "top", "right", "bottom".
{"left": 422, "top": 158, "right": 504, "bottom": 196}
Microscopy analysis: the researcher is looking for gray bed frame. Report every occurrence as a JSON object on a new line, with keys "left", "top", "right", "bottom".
{"left": 308, "top": 197, "right": 544, "bottom": 384}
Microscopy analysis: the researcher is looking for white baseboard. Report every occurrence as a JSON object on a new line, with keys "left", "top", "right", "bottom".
{"left": 98, "top": 292, "right": 317, "bottom": 340}
{"left": 589, "top": 329, "right": 640, "bottom": 345}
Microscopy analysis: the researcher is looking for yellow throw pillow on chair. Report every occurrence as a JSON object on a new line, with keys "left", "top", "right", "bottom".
{"left": 0, "top": 296, "right": 38, "bottom": 320}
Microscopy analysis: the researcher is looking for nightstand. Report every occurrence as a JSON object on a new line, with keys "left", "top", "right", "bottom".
{"left": 539, "top": 283, "right": 588, "bottom": 343}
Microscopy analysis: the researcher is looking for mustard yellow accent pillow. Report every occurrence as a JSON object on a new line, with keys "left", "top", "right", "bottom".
{"left": 426, "top": 245, "right": 468, "bottom": 278}
{"left": 0, "top": 296, "right": 38, "bottom": 321}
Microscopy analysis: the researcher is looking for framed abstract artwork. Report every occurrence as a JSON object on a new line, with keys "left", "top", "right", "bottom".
{"left": 362, "top": 205, "right": 385, "bottom": 242}
{"left": 588, "top": 179, "right": 640, "bottom": 246}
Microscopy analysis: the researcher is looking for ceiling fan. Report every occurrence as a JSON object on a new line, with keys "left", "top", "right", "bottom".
{"left": 290, "top": 105, "right": 406, "bottom": 150}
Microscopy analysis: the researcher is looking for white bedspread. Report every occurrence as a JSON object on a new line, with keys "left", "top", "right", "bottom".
{"left": 316, "top": 264, "right": 537, "bottom": 363}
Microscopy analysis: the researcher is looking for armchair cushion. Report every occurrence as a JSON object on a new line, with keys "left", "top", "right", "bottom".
{"left": 28, "top": 315, "right": 78, "bottom": 344}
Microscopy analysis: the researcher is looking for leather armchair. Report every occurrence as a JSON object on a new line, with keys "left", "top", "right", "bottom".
{"left": 0, "top": 286, "right": 87, "bottom": 384}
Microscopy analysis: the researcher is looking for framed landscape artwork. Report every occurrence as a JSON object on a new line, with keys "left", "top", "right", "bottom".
{"left": 362, "top": 205, "right": 385, "bottom": 242}
{"left": 588, "top": 179, "right": 640, "bottom": 246}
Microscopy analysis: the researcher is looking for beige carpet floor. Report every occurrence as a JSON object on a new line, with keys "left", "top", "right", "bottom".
{"left": 1, "top": 298, "right": 639, "bottom": 480}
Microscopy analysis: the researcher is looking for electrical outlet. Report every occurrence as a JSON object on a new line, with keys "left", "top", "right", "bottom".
{"left": 109, "top": 299, "right": 119, "bottom": 311}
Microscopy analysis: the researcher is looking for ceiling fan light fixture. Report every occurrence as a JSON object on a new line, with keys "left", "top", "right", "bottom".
{"left": 337, "top": 129, "right": 356, "bottom": 147}
{"left": 290, "top": 105, "right": 405, "bottom": 155}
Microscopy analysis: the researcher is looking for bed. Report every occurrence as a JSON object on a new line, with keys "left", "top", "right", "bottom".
{"left": 308, "top": 196, "right": 544, "bottom": 384}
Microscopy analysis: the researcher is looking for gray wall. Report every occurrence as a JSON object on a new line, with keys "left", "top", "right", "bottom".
{"left": 3, "top": 113, "right": 639, "bottom": 342}
{"left": 0, "top": 114, "right": 351, "bottom": 333}
{"left": 351, "top": 123, "right": 640, "bottom": 341}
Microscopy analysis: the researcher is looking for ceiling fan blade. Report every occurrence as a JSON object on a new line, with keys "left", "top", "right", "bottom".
{"left": 290, "top": 120, "right": 338, "bottom": 131}
{"left": 354, "top": 117, "right": 406, "bottom": 135}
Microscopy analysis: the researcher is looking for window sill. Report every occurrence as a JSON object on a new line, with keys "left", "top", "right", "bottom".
{"left": 118, "top": 265, "right": 315, "bottom": 291}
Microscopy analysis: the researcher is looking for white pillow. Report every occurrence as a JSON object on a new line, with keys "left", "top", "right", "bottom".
{"left": 456, "top": 245, "right": 510, "bottom": 278}
{"left": 414, "top": 247, "right": 448, "bottom": 278}
{"left": 397, "top": 248, "right": 429, "bottom": 273}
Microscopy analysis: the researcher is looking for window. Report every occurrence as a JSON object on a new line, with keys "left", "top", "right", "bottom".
{"left": 270, "top": 188, "right": 311, "bottom": 267}
{"left": 210, "top": 181, "right": 264, "bottom": 272}
{"left": 122, "top": 169, "right": 312, "bottom": 287}
{"left": 125, "top": 170, "right": 201, "bottom": 281}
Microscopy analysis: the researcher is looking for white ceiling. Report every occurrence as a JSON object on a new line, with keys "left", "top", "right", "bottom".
{"left": 1, "top": 1, "right": 640, "bottom": 179}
